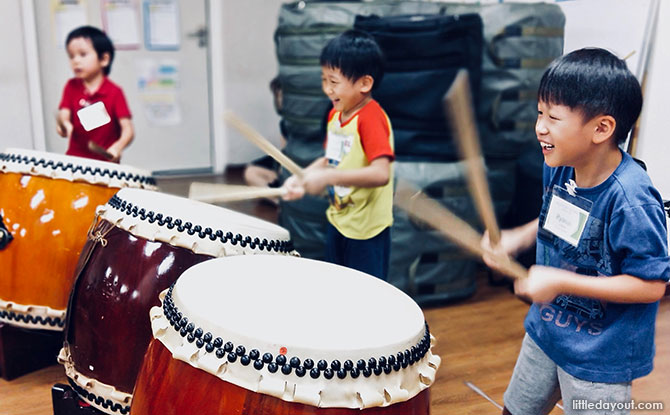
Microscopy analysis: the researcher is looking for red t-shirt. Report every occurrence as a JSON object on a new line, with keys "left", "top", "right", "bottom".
{"left": 59, "top": 77, "right": 131, "bottom": 161}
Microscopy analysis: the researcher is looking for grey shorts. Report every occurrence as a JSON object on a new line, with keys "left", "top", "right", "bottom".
{"left": 503, "top": 334, "right": 632, "bottom": 415}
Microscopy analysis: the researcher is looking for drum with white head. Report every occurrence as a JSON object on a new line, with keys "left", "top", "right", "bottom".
{"left": 59, "top": 188, "right": 297, "bottom": 414}
{"left": 132, "top": 255, "right": 441, "bottom": 414}
{"left": 0, "top": 148, "right": 155, "bottom": 331}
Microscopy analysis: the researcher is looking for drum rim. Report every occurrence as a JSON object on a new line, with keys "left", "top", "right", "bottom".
{"left": 0, "top": 298, "right": 65, "bottom": 331}
{"left": 0, "top": 148, "right": 156, "bottom": 188}
{"left": 100, "top": 191, "right": 297, "bottom": 256}
{"left": 59, "top": 345, "right": 132, "bottom": 415}
{"left": 163, "top": 282, "right": 432, "bottom": 379}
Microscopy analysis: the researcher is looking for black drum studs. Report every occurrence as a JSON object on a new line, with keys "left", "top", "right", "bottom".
{"left": 161, "top": 285, "right": 432, "bottom": 382}
{"left": 107, "top": 195, "right": 294, "bottom": 253}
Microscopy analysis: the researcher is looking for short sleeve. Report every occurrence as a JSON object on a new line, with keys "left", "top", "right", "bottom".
{"left": 113, "top": 87, "right": 132, "bottom": 119}
{"left": 358, "top": 105, "right": 394, "bottom": 162}
{"left": 609, "top": 204, "right": 670, "bottom": 282}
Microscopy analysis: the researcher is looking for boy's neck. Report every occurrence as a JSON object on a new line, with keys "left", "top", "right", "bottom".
{"left": 82, "top": 73, "right": 105, "bottom": 94}
{"left": 573, "top": 145, "right": 622, "bottom": 188}
{"left": 341, "top": 95, "right": 372, "bottom": 124}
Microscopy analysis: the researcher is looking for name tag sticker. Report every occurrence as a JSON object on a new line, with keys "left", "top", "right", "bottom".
{"left": 77, "top": 101, "right": 111, "bottom": 131}
{"left": 325, "top": 130, "right": 353, "bottom": 163}
{"left": 543, "top": 194, "right": 589, "bottom": 246}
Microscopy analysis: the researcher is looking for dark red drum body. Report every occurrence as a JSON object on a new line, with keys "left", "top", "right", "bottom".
{"left": 133, "top": 340, "right": 431, "bottom": 415}
{"left": 132, "top": 256, "right": 441, "bottom": 415}
{"left": 59, "top": 188, "right": 296, "bottom": 414}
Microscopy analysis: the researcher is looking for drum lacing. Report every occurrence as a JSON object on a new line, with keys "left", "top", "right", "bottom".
{"left": 87, "top": 212, "right": 113, "bottom": 247}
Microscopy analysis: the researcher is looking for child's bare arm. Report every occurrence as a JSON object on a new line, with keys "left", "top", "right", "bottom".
{"left": 303, "top": 156, "right": 391, "bottom": 194}
{"left": 56, "top": 109, "right": 72, "bottom": 138}
{"left": 516, "top": 266, "right": 667, "bottom": 304}
{"left": 106, "top": 118, "right": 134, "bottom": 162}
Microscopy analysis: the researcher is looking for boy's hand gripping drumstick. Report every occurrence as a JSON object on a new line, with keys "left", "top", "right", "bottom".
{"left": 188, "top": 182, "right": 287, "bottom": 203}
{"left": 394, "top": 181, "right": 528, "bottom": 280}
{"left": 443, "top": 69, "right": 501, "bottom": 246}
{"left": 223, "top": 111, "right": 304, "bottom": 178}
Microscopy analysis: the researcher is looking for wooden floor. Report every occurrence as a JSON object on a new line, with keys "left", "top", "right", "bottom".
{"left": 1, "top": 172, "right": 668, "bottom": 415}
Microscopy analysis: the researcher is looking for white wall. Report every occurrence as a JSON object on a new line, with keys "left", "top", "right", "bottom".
{"left": 0, "top": 0, "right": 285, "bottom": 168}
{"left": 221, "top": 0, "right": 285, "bottom": 165}
{"left": 2, "top": 0, "right": 669, "bottom": 182}
{"left": 0, "top": 0, "right": 35, "bottom": 151}
{"left": 636, "top": 0, "right": 670, "bottom": 200}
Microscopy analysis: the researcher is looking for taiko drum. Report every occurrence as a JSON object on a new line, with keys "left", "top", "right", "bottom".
{"left": 0, "top": 148, "right": 155, "bottom": 331}
{"left": 59, "top": 188, "right": 297, "bottom": 415}
{"left": 132, "top": 256, "right": 441, "bottom": 415}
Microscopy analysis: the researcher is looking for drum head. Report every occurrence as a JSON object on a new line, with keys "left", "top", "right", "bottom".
{"left": 150, "top": 256, "right": 440, "bottom": 409}
{"left": 1, "top": 148, "right": 156, "bottom": 188}
{"left": 102, "top": 188, "right": 295, "bottom": 256}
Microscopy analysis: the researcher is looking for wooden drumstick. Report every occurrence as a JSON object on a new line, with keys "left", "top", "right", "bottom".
{"left": 188, "top": 182, "right": 287, "bottom": 204}
{"left": 87, "top": 141, "right": 114, "bottom": 160}
{"left": 395, "top": 181, "right": 528, "bottom": 280}
{"left": 444, "top": 69, "right": 501, "bottom": 245}
{"left": 223, "top": 111, "right": 304, "bottom": 178}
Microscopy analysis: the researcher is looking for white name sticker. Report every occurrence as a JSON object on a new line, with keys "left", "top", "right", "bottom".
{"left": 325, "top": 130, "right": 353, "bottom": 163}
{"left": 77, "top": 101, "right": 111, "bottom": 131}
{"left": 543, "top": 194, "right": 589, "bottom": 246}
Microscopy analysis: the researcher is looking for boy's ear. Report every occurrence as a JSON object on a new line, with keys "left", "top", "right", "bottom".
{"left": 100, "top": 52, "right": 111, "bottom": 69}
{"left": 358, "top": 75, "right": 374, "bottom": 93}
{"left": 592, "top": 115, "right": 616, "bottom": 144}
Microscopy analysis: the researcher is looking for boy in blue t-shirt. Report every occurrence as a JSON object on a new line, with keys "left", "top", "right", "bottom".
{"left": 482, "top": 48, "right": 669, "bottom": 414}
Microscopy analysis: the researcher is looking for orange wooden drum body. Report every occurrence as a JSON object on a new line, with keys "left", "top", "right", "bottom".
{"left": 0, "top": 173, "right": 118, "bottom": 312}
{"left": 132, "top": 339, "right": 431, "bottom": 415}
{"left": 0, "top": 148, "right": 155, "bottom": 330}
{"left": 131, "top": 257, "right": 441, "bottom": 415}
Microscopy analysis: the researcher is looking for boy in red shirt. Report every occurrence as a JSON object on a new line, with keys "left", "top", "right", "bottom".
{"left": 56, "top": 26, "right": 133, "bottom": 162}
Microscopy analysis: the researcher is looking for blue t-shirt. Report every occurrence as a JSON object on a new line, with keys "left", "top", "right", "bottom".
{"left": 525, "top": 150, "right": 670, "bottom": 383}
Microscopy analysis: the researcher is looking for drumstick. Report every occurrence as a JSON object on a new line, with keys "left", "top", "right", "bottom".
{"left": 223, "top": 111, "right": 304, "bottom": 178}
{"left": 444, "top": 69, "right": 501, "bottom": 245}
{"left": 87, "top": 141, "right": 114, "bottom": 160}
{"left": 188, "top": 182, "right": 287, "bottom": 203}
{"left": 395, "top": 180, "right": 528, "bottom": 280}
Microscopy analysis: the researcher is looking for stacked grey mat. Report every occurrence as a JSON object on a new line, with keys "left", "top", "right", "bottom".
{"left": 275, "top": 1, "right": 565, "bottom": 306}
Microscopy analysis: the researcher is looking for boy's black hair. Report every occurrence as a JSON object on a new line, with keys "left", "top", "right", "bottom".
{"left": 66, "top": 26, "right": 115, "bottom": 76}
{"left": 320, "top": 29, "right": 384, "bottom": 89}
{"left": 538, "top": 47, "right": 642, "bottom": 144}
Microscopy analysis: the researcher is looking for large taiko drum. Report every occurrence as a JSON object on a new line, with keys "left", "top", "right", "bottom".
{"left": 59, "top": 188, "right": 297, "bottom": 415}
{"left": 132, "top": 256, "right": 441, "bottom": 415}
{"left": 0, "top": 148, "right": 155, "bottom": 331}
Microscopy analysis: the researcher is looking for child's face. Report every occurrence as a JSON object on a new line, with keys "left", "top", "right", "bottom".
{"left": 536, "top": 101, "right": 597, "bottom": 168}
{"left": 66, "top": 37, "right": 109, "bottom": 82}
{"left": 321, "top": 66, "right": 370, "bottom": 117}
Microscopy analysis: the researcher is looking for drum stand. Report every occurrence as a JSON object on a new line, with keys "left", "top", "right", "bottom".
{"left": 52, "top": 383, "right": 107, "bottom": 415}
{"left": 0, "top": 323, "right": 63, "bottom": 380}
